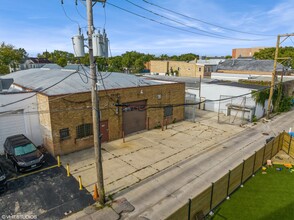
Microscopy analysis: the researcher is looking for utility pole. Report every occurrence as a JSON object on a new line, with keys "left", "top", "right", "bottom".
{"left": 86, "top": 0, "right": 105, "bottom": 205}
{"left": 266, "top": 33, "right": 294, "bottom": 119}
{"left": 198, "top": 75, "right": 202, "bottom": 109}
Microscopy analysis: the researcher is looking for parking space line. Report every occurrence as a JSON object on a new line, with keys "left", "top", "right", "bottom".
{"left": 7, "top": 164, "right": 59, "bottom": 182}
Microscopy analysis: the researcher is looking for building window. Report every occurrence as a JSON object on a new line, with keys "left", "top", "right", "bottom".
{"left": 164, "top": 106, "right": 173, "bottom": 117}
{"left": 199, "top": 67, "right": 202, "bottom": 72}
{"left": 60, "top": 128, "right": 70, "bottom": 140}
{"left": 76, "top": 123, "right": 93, "bottom": 139}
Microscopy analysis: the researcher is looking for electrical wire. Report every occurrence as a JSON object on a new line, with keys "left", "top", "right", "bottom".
{"left": 142, "top": 0, "right": 275, "bottom": 37}
{"left": 107, "top": 2, "right": 267, "bottom": 42}
{"left": 75, "top": 0, "right": 87, "bottom": 21}
{"left": 122, "top": 0, "right": 269, "bottom": 41}
{"left": 60, "top": 0, "right": 80, "bottom": 28}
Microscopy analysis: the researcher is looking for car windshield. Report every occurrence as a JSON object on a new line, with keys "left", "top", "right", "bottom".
{"left": 14, "top": 143, "right": 37, "bottom": 156}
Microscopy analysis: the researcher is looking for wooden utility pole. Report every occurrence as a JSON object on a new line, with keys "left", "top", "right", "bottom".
{"left": 198, "top": 75, "right": 202, "bottom": 109}
{"left": 86, "top": 0, "right": 105, "bottom": 205}
{"left": 266, "top": 33, "right": 294, "bottom": 119}
{"left": 266, "top": 35, "right": 280, "bottom": 119}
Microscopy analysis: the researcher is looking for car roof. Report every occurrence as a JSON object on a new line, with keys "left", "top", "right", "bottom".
{"left": 7, "top": 134, "right": 31, "bottom": 146}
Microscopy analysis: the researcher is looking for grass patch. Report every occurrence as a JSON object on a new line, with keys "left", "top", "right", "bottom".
{"left": 211, "top": 165, "right": 294, "bottom": 220}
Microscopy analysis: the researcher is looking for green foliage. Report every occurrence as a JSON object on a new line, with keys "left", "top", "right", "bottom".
{"left": 254, "top": 46, "right": 294, "bottom": 69}
{"left": 238, "top": 79, "right": 271, "bottom": 86}
{"left": 0, "top": 42, "right": 28, "bottom": 74}
{"left": 158, "top": 53, "right": 199, "bottom": 61}
{"left": 278, "top": 96, "right": 293, "bottom": 112}
{"left": 225, "top": 55, "right": 232, "bottom": 59}
{"left": 252, "top": 115, "right": 257, "bottom": 122}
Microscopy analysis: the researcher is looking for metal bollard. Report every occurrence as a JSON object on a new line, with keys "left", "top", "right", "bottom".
{"left": 78, "top": 176, "right": 83, "bottom": 190}
{"left": 66, "top": 163, "right": 70, "bottom": 177}
{"left": 57, "top": 155, "right": 61, "bottom": 167}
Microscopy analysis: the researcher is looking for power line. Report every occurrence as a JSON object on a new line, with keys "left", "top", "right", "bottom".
{"left": 60, "top": 0, "right": 80, "bottom": 28}
{"left": 142, "top": 0, "right": 275, "bottom": 37}
{"left": 122, "top": 0, "right": 268, "bottom": 41}
{"left": 107, "top": 2, "right": 268, "bottom": 42}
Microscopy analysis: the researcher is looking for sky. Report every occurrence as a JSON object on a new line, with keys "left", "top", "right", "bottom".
{"left": 0, "top": 0, "right": 294, "bottom": 57}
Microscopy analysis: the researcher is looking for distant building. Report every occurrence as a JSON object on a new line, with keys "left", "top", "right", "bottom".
{"left": 150, "top": 60, "right": 213, "bottom": 78}
{"left": 212, "top": 59, "right": 289, "bottom": 81}
{"left": 9, "top": 57, "right": 52, "bottom": 72}
{"left": 232, "top": 47, "right": 265, "bottom": 59}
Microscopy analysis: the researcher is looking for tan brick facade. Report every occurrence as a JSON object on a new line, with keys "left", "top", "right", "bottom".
{"left": 232, "top": 47, "right": 265, "bottom": 59}
{"left": 38, "top": 83, "right": 185, "bottom": 155}
{"left": 150, "top": 60, "right": 209, "bottom": 77}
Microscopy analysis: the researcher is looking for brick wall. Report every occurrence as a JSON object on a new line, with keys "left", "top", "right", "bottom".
{"left": 150, "top": 60, "right": 168, "bottom": 74}
{"left": 40, "top": 83, "right": 185, "bottom": 155}
{"left": 232, "top": 47, "right": 265, "bottom": 58}
{"left": 150, "top": 60, "right": 206, "bottom": 77}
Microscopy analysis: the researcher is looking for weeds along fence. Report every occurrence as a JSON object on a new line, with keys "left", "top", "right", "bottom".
{"left": 167, "top": 132, "right": 286, "bottom": 220}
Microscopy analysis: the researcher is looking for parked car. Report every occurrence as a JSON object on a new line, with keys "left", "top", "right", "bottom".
{"left": 0, "top": 165, "right": 7, "bottom": 192}
{"left": 4, "top": 134, "right": 45, "bottom": 172}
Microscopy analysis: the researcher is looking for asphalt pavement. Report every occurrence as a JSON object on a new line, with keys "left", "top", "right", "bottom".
{"left": 0, "top": 152, "right": 93, "bottom": 220}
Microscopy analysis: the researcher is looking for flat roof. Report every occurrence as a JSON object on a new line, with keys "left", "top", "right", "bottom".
{"left": 1, "top": 67, "right": 176, "bottom": 96}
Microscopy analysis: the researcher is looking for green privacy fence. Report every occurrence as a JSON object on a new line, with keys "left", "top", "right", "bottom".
{"left": 167, "top": 132, "right": 285, "bottom": 220}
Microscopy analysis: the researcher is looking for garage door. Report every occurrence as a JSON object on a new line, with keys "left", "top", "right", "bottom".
{"left": 122, "top": 100, "right": 146, "bottom": 135}
{"left": 0, "top": 110, "right": 26, "bottom": 154}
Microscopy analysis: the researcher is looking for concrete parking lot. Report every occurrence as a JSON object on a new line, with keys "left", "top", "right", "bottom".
{"left": 0, "top": 151, "right": 93, "bottom": 219}
{"left": 62, "top": 110, "right": 245, "bottom": 197}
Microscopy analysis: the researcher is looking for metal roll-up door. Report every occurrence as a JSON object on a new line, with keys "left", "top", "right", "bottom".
{"left": 0, "top": 110, "right": 26, "bottom": 154}
{"left": 122, "top": 100, "right": 146, "bottom": 135}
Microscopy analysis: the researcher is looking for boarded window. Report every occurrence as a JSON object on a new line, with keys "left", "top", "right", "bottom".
{"left": 60, "top": 128, "right": 70, "bottom": 140}
{"left": 164, "top": 106, "right": 173, "bottom": 117}
{"left": 76, "top": 123, "right": 93, "bottom": 139}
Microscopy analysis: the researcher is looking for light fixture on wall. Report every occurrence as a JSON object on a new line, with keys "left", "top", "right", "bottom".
{"left": 140, "top": 89, "right": 144, "bottom": 95}
{"left": 157, "top": 94, "right": 162, "bottom": 100}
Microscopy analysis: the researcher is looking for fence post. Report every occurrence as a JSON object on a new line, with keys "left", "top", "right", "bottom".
{"left": 270, "top": 138, "right": 275, "bottom": 158}
{"left": 280, "top": 131, "right": 285, "bottom": 151}
{"left": 262, "top": 145, "right": 266, "bottom": 165}
{"left": 277, "top": 133, "right": 281, "bottom": 153}
{"left": 288, "top": 135, "right": 292, "bottom": 155}
{"left": 162, "top": 118, "right": 164, "bottom": 131}
{"left": 240, "top": 160, "right": 245, "bottom": 187}
{"left": 226, "top": 170, "right": 231, "bottom": 199}
{"left": 147, "top": 117, "right": 150, "bottom": 130}
{"left": 252, "top": 151, "right": 257, "bottom": 176}
{"left": 122, "top": 131, "right": 125, "bottom": 143}
{"left": 209, "top": 182, "right": 215, "bottom": 215}
{"left": 188, "top": 198, "right": 191, "bottom": 220}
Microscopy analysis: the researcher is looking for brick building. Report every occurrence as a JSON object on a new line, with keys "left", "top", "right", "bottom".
{"left": 4, "top": 66, "right": 185, "bottom": 155}
{"left": 232, "top": 47, "right": 265, "bottom": 59}
{"left": 150, "top": 60, "right": 212, "bottom": 78}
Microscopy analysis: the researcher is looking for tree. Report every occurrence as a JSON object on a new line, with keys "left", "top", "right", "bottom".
{"left": 0, "top": 42, "right": 28, "bottom": 74}
{"left": 254, "top": 47, "right": 294, "bottom": 69}
{"left": 57, "top": 57, "right": 67, "bottom": 67}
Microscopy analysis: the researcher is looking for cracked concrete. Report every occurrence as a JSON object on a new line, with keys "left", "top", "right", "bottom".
{"left": 61, "top": 111, "right": 244, "bottom": 196}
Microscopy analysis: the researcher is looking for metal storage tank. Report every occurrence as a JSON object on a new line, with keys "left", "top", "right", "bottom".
{"left": 93, "top": 32, "right": 103, "bottom": 57}
{"left": 72, "top": 35, "right": 85, "bottom": 57}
